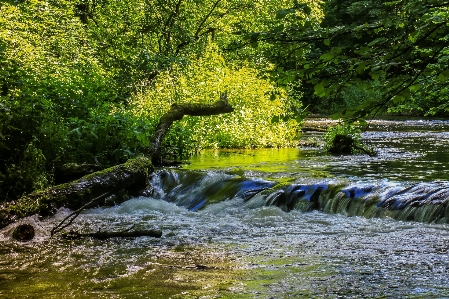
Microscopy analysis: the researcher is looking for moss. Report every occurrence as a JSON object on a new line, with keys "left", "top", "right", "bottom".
{"left": 260, "top": 181, "right": 292, "bottom": 195}
{"left": 0, "top": 156, "right": 154, "bottom": 228}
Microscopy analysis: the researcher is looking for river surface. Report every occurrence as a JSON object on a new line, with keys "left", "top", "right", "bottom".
{"left": 1, "top": 119, "right": 449, "bottom": 298}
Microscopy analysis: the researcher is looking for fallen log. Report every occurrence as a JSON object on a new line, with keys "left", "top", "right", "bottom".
{"left": 0, "top": 94, "right": 234, "bottom": 229}
{"left": 0, "top": 157, "right": 152, "bottom": 229}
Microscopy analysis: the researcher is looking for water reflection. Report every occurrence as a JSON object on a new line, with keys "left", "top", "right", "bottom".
{"left": 184, "top": 120, "right": 449, "bottom": 182}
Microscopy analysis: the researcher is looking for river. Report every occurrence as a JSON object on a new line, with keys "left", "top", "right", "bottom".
{"left": 1, "top": 119, "right": 449, "bottom": 298}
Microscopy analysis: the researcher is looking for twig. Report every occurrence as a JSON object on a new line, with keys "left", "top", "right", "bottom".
{"left": 51, "top": 192, "right": 110, "bottom": 237}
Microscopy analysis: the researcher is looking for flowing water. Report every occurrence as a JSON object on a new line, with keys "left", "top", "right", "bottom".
{"left": 1, "top": 119, "right": 449, "bottom": 298}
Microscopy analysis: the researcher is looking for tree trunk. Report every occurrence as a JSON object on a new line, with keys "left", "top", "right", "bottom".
{"left": 0, "top": 157, "right": 152, "bottom": 228}
{"left": 148, "top": 92, "right": 233, "bottom": 162}
{"left": 0, "top": 94, "right": 233, "bottom": 229}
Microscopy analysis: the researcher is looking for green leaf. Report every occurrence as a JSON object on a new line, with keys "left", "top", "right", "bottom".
{"left": 423, "top": 67, "right": 433, "bottom": 77}
{"left": 324, "top": 39, "right": 330, "bottom": 46}
{"left": 408, "top": 31, "right": 419, "bottom": 42}
{"left": 392, "top": 95, "right": 404, "bottom": 104}
{"left": 355, "top": 63, "right": 366, "bottom": 74}
{"left": 314, "top": 82, "right": 325, "bottom": 96}
{"left": 371, "top": 72, "right": 380, "bottom": 80}
{"left": 409, "top": 84, "right": 421, "bottom": 92}
{"left": 331, "top": 111, "right": 342, "bottom": 120}
{"left": 319, "top": 52, "right": 334, "bottom": 61}
{"left": 368, "top": 38, "right": 386, "bottom": 46}
{"left": 295, "top": 48, "right": 304, "bottom": 57}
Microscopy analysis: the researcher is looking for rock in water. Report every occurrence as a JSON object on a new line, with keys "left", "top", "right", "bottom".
{"left": 328, "top": 134, "right": 354, "bottom": 154}
{"left": 12, "top": 224, "right": 35, "bottom": 241}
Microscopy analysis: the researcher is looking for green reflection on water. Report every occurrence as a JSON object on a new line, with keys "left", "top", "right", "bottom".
{"left": 183, "top": 148, "right": 332, "bottom": 179}
{"left": 0, "top": 242, "right": 243, "bottom": 299}
{"left": 184, "top": 149, "right": 302, "bottom": 172}
{"left": 182, "top": 136, "right": 449, "bottom": 181}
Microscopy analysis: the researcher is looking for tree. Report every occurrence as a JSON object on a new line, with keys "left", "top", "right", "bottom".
{"left": 73, "top": 0, "right": 296, "bottom": 95}
{"left": 0, "top": 0, "right": 309, "bottom": 204}
{"left": 240, "top": 0, "right": 449, "bottom": 120}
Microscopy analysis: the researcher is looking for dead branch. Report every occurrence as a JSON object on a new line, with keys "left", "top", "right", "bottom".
{"left": 61, "top": 229, "right": 163, "bottom": 240}
{"left": 148, "top": 92, "right": 233, "bottom": 158}
{"left": 51, "top": 192, "right": 110, "bottom": 237}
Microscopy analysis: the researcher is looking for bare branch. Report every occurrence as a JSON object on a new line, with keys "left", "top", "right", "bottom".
{"left": 51, "top": 192, "right": 110, "bottom": 237}
{"left": 195, "top": 0, "right": 221, "bottom": 38}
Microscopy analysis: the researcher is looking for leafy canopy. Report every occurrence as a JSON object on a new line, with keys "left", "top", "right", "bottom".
{"left": 240, "top": 0, "right": 449, "bottom": 120}
{"left": 0, "top": 0, "right": 311, "bottom": 200}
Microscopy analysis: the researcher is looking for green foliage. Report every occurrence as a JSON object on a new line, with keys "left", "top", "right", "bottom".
{"left": 132, "top": 44, "right": 302, "bottom": 158}
{"left": 0, "top": 0, "right": 308, "bottom": 202}
{"left": 242, "top": 0, "right": 449, "bottom": 119}
{"left": 0, "top": 1, "right": 128, "bottom": 200}
{"left": 309, "top": 81, "right": 385, "bottom": 114}
{"left": 1, "top": 142, "right": 49, "bottom": 201}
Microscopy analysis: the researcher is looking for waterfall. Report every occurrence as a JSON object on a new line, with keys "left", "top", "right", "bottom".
{"left": 148, "top": 169, "right": 449, "bottom": 224}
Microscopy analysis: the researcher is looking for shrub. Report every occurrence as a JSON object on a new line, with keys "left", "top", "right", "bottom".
{"left": 131, "top": 44, "right": 303, "bottom": 159}
{"left": 323, "top": 122, "right": 364, "bottom": 154}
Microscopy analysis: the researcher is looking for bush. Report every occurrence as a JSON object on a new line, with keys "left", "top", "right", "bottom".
{"left": 0, "top": 1, "right": 117, "bottom": 201}
{"left": 323, "top": 123, "right": 364, "bottom": 154}
{"left": 131, "top": 44, "right": 303, "bottom": 159}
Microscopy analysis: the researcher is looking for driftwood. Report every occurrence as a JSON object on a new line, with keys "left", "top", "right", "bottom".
{"left": 0, "top": 94, "right": 234, "bottom": 230}
{"left": 50, "top": 192, "right": 110, "bottom": 237}
{"left": 61, "top": 229, "right": 163, "bottom": 240}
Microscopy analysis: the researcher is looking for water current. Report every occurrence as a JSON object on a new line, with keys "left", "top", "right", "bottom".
{"left": 1, "top": 119, "right": 449, "bottom": 298}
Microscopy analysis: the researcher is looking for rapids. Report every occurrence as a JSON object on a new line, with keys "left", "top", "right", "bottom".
{"left": 1, "top": 119, "right": 449, "bottom": 298}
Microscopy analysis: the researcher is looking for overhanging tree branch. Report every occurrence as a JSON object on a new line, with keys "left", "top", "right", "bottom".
{"left": 370, "top": 41, "right": 449, "bottom": 118}
{"left": 148, "top": 92, "right": 233, "bottom": 158}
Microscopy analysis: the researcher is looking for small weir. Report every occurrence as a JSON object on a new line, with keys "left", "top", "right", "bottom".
{"left": 148, "top": 169, "right": 449, "bottom": 224}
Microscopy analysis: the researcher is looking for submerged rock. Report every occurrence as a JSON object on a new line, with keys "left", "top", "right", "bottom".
{"left": 12, "top": 224, "right": 35, "bottom": 241}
